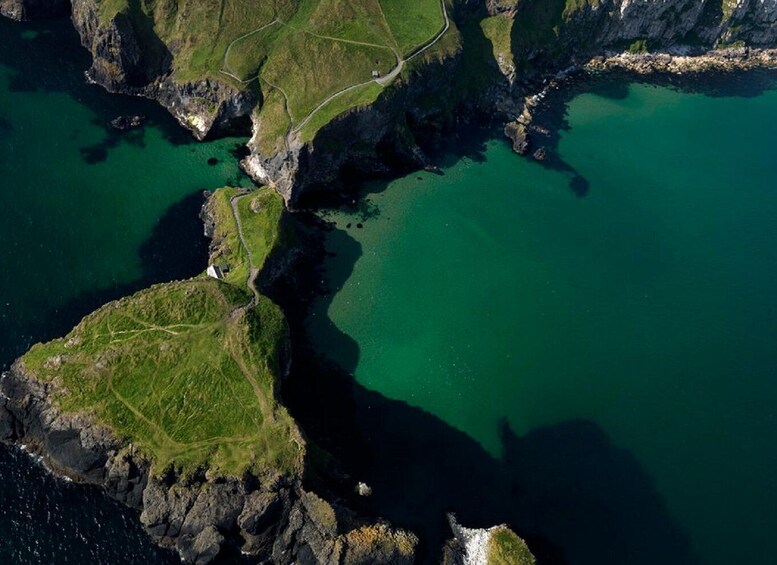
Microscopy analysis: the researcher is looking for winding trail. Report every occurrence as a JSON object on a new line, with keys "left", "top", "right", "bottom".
{"left": 221, "top": 18, "right": 280, "bottom": 79}
{"left": 230, "top": 192, "right": 261, "bottom": 308}
{"left": 291, "top": 0, "right": 449, "bottom": 133}
{"left": 406, "top": 0, "right": 450, "bottom": 62}
{"left": 219, "top": 0, "right": 450, "bottom": 136}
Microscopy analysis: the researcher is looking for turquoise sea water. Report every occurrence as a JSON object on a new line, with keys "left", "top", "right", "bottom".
{"left": 310, "top": 78, "right": 777, "bottom": 564}
{"left": 0, "top": 19, "right": 250, "bottom": 562}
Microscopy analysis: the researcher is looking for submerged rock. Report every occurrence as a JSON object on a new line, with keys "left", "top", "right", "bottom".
{"left": 110, "top": 115, "right": 146, "bottom": 131}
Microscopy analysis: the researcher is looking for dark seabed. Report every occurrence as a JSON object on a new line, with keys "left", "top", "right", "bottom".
{"left": 0, "top": 18, "right": 251, "bottom": 562}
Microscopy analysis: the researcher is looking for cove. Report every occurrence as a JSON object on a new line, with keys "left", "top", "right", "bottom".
{"left": 0, "top": 18, "right": 250, "bottom": 561}
{"left": 307, "top": 76, "right": 777, "bottom": 564}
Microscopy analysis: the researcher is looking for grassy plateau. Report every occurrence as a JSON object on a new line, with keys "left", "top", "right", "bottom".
{"left": 20, "top": 188, "right": 302, "bottom": 479}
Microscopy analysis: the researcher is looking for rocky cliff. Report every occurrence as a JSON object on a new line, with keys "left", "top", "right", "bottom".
{"left": 243, "top": 53, "right": 462, "bottom": 208}
{"left": 4, "top": 0, "right": 777, "bottom": 205}
{"left": 442, "top": 515, "right": 535, "bottom": 565}
{"left": 0, "top": 314, "right": 416, "bottom": 565}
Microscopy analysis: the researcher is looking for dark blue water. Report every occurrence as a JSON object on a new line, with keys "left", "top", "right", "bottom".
{"left": 0, "top": 447, "right": 178, "bottom": 563}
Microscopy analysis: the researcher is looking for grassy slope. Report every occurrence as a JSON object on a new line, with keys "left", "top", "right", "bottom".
{"left": 379, "top": 0, "right": 445, "bottom": 55}
{"left": 487, "top": 526, "right": 536, "bottom": 565}
{"left": 100, "top": 0, "right": 456, "bottom": 147}
{"left": 481, "top": 14, "right": 514, "bottom": 67}
{"left": 21, "top": 188, "right": 302, "bottom": 479}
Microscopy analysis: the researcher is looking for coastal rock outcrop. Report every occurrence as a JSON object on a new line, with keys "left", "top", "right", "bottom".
{"left": 0, "top": 189, "right": 417, "bottom": 565}
{"left": 0, "top": 360, "right": 417, "bottom": 564}
{"left": 442, "top": 515, "right": 535, "bottom": 565}
{"left": 70, "top": 0, "right": 256, "bottom": 140}
{"left": 6, "top": 0, "right": 777, "bottom": 203}
{"left": 243, "top": 54, "right": 459, "bottom": 207}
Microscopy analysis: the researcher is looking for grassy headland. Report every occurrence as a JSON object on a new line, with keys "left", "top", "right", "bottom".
{"left": 19, "top": 188, "right": 302, "bottom": 479}
{"left": 487, "top": 526, "right": 536, "bottom": 565}
{"left": 98, "top": 0, "right": 456, "bottom": 145}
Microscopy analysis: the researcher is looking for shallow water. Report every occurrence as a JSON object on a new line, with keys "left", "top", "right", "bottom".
{"left": 310, "top": 77, "right": 777, "bottom": 564}
{"left": 0, "top": 18, "right": 251, "bottom": 562}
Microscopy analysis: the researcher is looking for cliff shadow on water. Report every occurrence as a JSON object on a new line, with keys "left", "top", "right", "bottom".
{"left": 0, "top": 18, "right": 196, "bottom": 162}
{"left": 0, "top": 190, "right": 209, "bottom": 370}
{"left": 526, "top": 68, "right": 777, "bottom": 198}
{"left": 267, "top": 201, "right": 702, "bottom": 564}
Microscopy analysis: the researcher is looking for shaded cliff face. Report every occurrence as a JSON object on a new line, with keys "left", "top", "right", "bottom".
{"left": 245, "top": 0, "right": 777, "bottom": 204}
{"left": 503, "top": 0, "right": 777, "bottom": 65}
{"left": 592, "top": 0, "right": 777, "bottom": 47}
{"left": 69, "top": 0, "right": 257, "bottom": 140}
{"left": 4, "top": 0, "right": 777, "bottom": 204}
{"left": 243, "top": 54, "right": 466, "bottom": 208}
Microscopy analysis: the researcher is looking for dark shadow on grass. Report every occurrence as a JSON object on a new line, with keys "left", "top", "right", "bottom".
{"left": 264, "top": 214, "right": 702, "bottom": 565}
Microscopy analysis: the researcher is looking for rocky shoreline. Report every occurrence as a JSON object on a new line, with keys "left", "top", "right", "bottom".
{"left": 586, "top": 46, "right": 777, "bottom": 74}
{"left": 4, "top": 0, "right": 777, "bottom": 205}
{"left": 504, "top": 47, "right": 777, "bottom": 162}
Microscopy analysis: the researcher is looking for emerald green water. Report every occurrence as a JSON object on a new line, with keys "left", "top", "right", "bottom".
{"left": 310, "top": 79, "right": 777, "bottom": 563}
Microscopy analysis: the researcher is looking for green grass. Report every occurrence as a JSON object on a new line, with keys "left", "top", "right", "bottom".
{"left": 259, "top": 30, "right": 396, "bottom": 123}
{"left": 298, "top": 81, "right": 384, "bottom": 142}
{"left": 20, "top": 188, "right": 302, "bottom": 479}
{"left": 487, "top": 527, "right": 536, "bottom": 565}
{"left": 206, "top": 187, "right": 251, "bottom": 290}
{"left": 235, "top": 188, "right": 285, "bottom": 268}
{"left": 628, "top": 38, "right": 649, "bottom": 54}
{"left": 205, "top": 186, "right": 285, "bottom": 289}
{"left": 253, "top": 90, "right": 292, "bottom": 155}
{"left": 481, "top": 14, "right": 514, "bottom": 68}
{"left": 94, "top": 0, "right": 459, "bottom": 152}
{"left": 379, "top": 0, "right": 445, "bottom": 55}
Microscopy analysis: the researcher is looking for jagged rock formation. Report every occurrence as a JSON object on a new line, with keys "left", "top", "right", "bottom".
{"left": 243, "top": 54, "right": 459, "bottom": 207}
{"left": 70, "top": 0, "right": 256, "bottom": 140}
{"left": 0, "top": 333, "right": 416, "bottom": 565}
{"left": 0, "top": 188, "right": 418, "bottom": 564}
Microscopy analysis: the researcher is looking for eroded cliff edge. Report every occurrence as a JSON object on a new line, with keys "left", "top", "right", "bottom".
{"left": 4, "top": 0, "right": 776, "bottom": 207}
